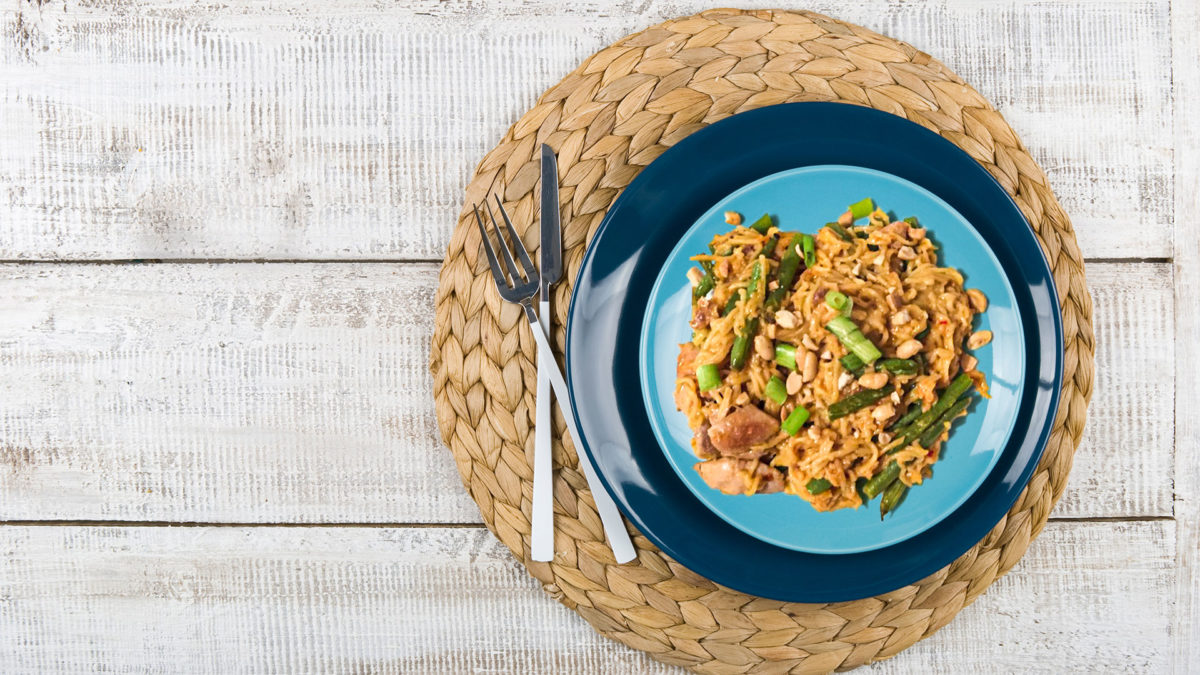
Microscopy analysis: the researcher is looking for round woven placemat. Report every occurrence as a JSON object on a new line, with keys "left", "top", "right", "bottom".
{"left": 431, "top": 8, "right": 1094, "bottom": 672}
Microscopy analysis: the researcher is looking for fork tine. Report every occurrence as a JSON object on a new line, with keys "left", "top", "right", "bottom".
{"left": 484, "top": 200, "right": 527, "bottom": 284}
{"left": 493, "top": 195, "right": 539, "bottom": 282}
{"left": 473, "top": 204, "right": 509, "bottom": 288}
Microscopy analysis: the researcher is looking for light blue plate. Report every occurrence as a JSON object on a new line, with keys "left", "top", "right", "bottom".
{"left": 638, "top": 165, "right": 1024, "bottom": 555}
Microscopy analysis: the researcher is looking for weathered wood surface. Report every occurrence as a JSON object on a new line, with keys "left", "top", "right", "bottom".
{"left": 0, "top": 262, "right": 1170, "bottom": 523}
{"left": 0, "top": 0, "right": 1188, "bottom": 671}
{"left": 1170, "top": 0, "right": 1199, "bottom": 669}
{"left": 0, "top": 522, "right": 1174, "bottom": 674}
{"left": 0, "top": 0, "right": 1172, "bottom": 260}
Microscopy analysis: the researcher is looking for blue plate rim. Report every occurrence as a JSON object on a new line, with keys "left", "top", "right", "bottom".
{"left": 563, "top": 101, "right": 1064, "bottom": 602}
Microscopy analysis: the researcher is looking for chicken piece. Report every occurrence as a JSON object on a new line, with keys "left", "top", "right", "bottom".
{"left": 693, "top": 422, "right": 718, "bottom": 460}
{"left": 695, "top": 458, "right": 785, "bottom": 495}
{"left": 706, "top": 406, "right": 779, "bottom": 454}
{"left": 676, "top": 343, "right": 699, "bottom": 380}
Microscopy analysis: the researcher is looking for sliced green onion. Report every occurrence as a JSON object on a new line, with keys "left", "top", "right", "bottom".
{"left": 765, "top": 376, "right": 787, "bottom": 405}
{"left": 825, "top": 290, "right": 853, "bottom": 316}
{"left": 840, "top": 353, "right": 865, "bottom": 376}
{"left": 750, "top": 213, "right": 773, "bottom": 234}
{"left": 775, "top": 343, "right": 797, "bottom": 370}
{"left": 696, "top": 364, "right": 721, "bottom": 392}
{"left": 877, "top": 358, "right": 918, "bottom": 375}
{"left": 903, "top": 216, "right": 919, "bottom": 226}
{"left": 805, "top": 476, "right": 831, "bottom": 494}
{"left": 783, "top": 406, "right": 810, "bottom": 435}
{"left": 801, "top": 233, "right": 816, "bottom": 267}
{"left": 824, "top": 222, "right": 852, "bottom": 241}
{"left": 848, "top": 197, "right": 874, "bottom": 220}
{"left": 825, "top": 315, "right": 882, "bottom": 364}
{"left": 914, "top": 325, "right": 931, "bottom": 341}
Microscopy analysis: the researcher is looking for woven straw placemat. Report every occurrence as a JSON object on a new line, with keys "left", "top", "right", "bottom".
{"left": 430, "top": 8, "right": 1094, "bottom": 672}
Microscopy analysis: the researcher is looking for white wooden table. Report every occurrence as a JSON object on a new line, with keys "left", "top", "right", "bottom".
{"left": 0, "top": 1, "right": 1195, "bottom": 672}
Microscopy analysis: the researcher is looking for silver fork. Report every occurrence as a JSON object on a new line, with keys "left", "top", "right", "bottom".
{"left": 474, "top": 196, "right": 636, "bottom": 564}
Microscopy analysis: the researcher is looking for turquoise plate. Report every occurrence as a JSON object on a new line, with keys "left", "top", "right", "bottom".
{"left": 639, "top": 165, "right": 1024, "bottom": 554}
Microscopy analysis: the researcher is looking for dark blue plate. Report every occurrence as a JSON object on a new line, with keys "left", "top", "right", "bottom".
{"left": 564, "top": 102, "right": 1062, "bottom": 602}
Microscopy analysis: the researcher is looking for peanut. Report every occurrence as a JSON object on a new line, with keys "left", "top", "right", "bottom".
{"left": 858, "top": 372, "right": 889, "bottom": 389}
{"left": 786, "top": 371, "right": 803, "bottom": 395}
{"left": 967, "top": 288, "right": 988, "bottom": 313}
{"left": 754, "top": 335, "right": 773, "bottom": 361}
{"left": 802, "top": 351, "right": 818, "bottom": 383}
{"left": 967, "top": 330, "right": 993, "bottom": 350}
{"left": 895, "top": 339, "right": 923, "bottom": 359}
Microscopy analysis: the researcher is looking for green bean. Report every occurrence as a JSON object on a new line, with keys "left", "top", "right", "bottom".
{"left": 879, "top": 480, "right": 908, "bottom": 519}
{"left": 855, "top": 477, "right": 869, "bottom": 503}
{"left": 914, "top": 325, "right": 931, "bottom": 341}
{"left": 877, "top": 358, "right": 918, "bottom": 375}
{"left": 765, "top": 242, "right": 802, "bottom": 312}
{"left": 862, "top": 461, "right": 900, "bottom": 499}
{"left": 723, "top": 291, "right": 741, "bottom": 315}
{"left": 827, "top": 384, "right": 895, "bottom": 420}
{"left": 750, "top": 213, "right": 774, "bottom": 234}
{"left": 801, "top": 233, "right": 816, "bottom": 267}
{"left": 762, "top": 234, "right": 778, "bottom": 258}
{"left": 693, "top": 269, "right": 714, "bottom": 299}
{"left": 918, "top": 395, "right": 973, "bottom": 448}
{"left": 729, "top": 318, "right": 759, "bottom": 369}
{"left": 888, "top": 374, "right": 974, "bottom": 452}
{"left": 806, "top": 477, "right": 832, "bottom": 494}
{"left": 903, "top": 216, "right": 919, "bottom": 226}
{"left": 889, "top": 402, "right": 923, "bottom": 431}
{"left": 848, "top": 197, "right": 874, "bottom": 220}
{"left": 722, "top": 259, "right": 763, "bottom": 315}
{"left": 824, "top": 222, "right": 852, "bottom": 241}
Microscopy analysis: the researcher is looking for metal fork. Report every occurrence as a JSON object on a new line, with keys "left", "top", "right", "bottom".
{"left": 474, "top": 196, "right": 636, "bottom": 564}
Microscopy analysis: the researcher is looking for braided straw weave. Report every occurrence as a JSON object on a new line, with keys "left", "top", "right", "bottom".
{"left": 430, "top": 8, "right": 1094, "bottom": 672}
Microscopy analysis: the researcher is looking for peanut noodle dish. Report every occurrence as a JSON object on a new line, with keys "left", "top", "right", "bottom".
{"left": 674, "top": 199, "right": 994, "bottom": 518}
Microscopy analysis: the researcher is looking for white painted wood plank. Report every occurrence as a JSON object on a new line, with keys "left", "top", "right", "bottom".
{"left": 1050, "top": 263, "right": 1174, "bottom": 518}
{"left": 0, "top": 522, "right": 1172, "bottom": 674}
{"left": 0, "top": 0, "right": 1170, "bottom": 260}
{"left": 1170, "top": 0, "right": 1200, "bottom": 669}
{"left": 0, "top": 262, "right": 478, "bottom": 523}
{"left": 0, "top": 262, "right": 1171, "bottom": 522}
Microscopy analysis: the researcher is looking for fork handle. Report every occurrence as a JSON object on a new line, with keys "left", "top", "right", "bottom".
{"left": 523, "top": 305, "right": 637, "bottom": 564}
{"left": 531, "top": 298, "right": 554, "bottom": 562}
